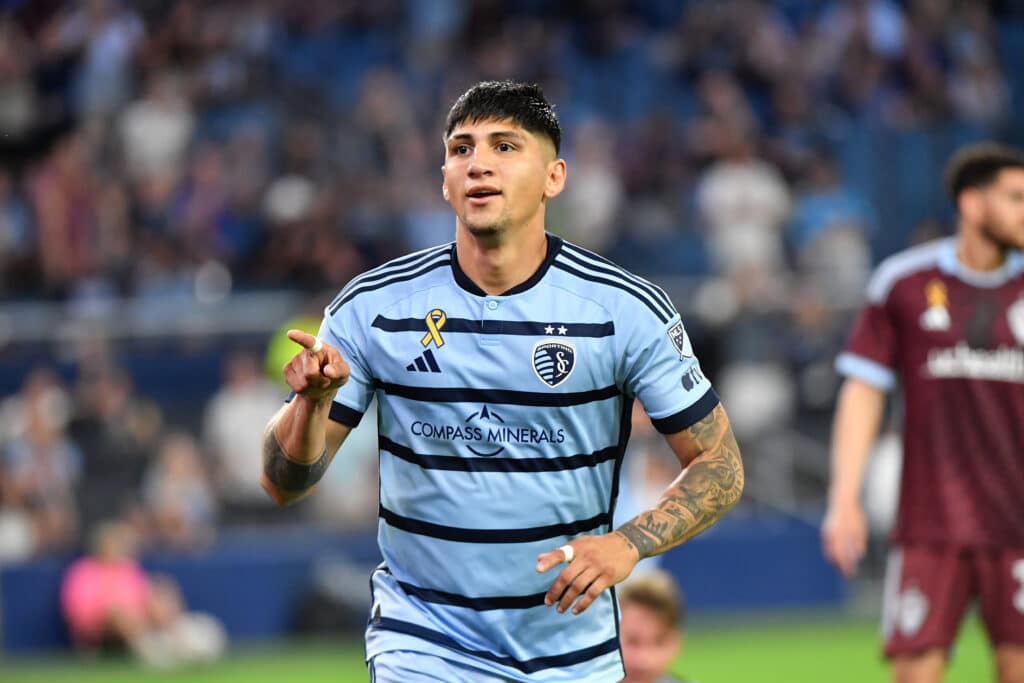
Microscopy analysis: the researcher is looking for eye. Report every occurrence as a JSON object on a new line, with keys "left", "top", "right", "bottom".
{"left": 452, "top": 144, "right": 470, "bottom": 156}
{"left": 496, "top": 142, "right": 515, "bottom": 152}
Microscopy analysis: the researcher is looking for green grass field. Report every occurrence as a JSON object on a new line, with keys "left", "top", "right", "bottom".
{"left": 0, "top": 612, "right": 992, "bottom": 682}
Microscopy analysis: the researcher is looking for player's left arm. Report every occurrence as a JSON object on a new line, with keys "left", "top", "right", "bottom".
{"left": 616, "top": 402, "right": 743, "bottom": 557}
{"left": 537, "top": 403, "right": 742, "bottom": 615}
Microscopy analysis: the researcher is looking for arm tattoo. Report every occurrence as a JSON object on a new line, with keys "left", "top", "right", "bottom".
{"left": 616, "top": 404, "right": 744, "bottom": 559}
{"left": 262, "top": 428, "right": 330, "bottom": 492}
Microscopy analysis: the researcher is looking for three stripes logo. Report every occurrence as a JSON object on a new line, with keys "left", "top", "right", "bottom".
{"left": 406, "top": 348, "right": 442, "bottom": 373}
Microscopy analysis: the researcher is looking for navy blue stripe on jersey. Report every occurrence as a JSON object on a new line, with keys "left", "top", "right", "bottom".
{"left": 397, "top": 579, "right": 546, "bottom": 610}
{"left": 552, "top": 259, "right": 671, "bottom": 324}
{"left": 378, "top": 382, "right": 620, "bottom": 407}
{"left": 372, "top": 315, "right": 616, "bottom": 338}
{"left": 329, "top": 402, "right": 364, "bottom": 427}
{"left": 327, "top": 244, "right": 450, "bottom": 312}
{"left": 379, "top": 436, "right": 620, "bottom": 473}
{"left": 606, "top": 398, "right": 634, "bottom": 524}
{"left": 559, "top": 245, "right": 675, "bottom": 320}
{"left": 329, "top": 254, "right": 452, "bottom": 314}
{"left": 379, "top": 505, "right": 610, "bottom": 543}
{"left": 374, "top": 617, "right": 620, "bottom": 674}
{"left": 650, "top": 387, "right": 720, "bottom": 434}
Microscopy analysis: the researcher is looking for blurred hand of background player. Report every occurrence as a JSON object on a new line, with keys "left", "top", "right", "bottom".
{"left": 282, "top": 330, "right": 349, "bottom": 402}
{"left": 536, "top": 532, "right": 639, "bottom": 615}
{"left": 821, "top": 502, "right": 867, "bottom": 578}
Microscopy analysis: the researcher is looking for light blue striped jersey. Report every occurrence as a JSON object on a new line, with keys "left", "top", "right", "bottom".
{"left": 318, "top": 234, "right": 718, "bottom": 682}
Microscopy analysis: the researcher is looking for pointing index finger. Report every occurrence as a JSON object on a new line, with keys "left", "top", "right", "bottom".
{"left": 286, "top": 329, "right": 319, "bottom": 350}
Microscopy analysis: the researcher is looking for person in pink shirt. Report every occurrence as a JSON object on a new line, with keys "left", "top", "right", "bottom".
{"left": 60, "top": 520, "right": 154, "bottom": 650}
{"left": 60, "top": 519, "right": 227, "bottom": 666}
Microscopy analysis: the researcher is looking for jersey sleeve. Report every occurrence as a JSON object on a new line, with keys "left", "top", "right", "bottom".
{"left": 316, "top": 300, "right": 375, "bottom": 427}
{"left": 835, "top": 278, "right": 899, "bottom": 391}
{"left": 620, "top": 309, "right": 719, "bottom": 435}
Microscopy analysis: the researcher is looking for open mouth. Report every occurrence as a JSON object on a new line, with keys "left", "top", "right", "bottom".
{"left": 467, "top": 188, "right": 501, "bottom": 200}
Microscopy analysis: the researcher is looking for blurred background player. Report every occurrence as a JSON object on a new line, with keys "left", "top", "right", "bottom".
{"left": 822, "top": 142, "right": 1024, "bottom": 683}
{"left": 619, "top": 569, "right": 694, "bottom": 683}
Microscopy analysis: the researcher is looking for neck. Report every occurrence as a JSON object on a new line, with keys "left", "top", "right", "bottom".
{"left": 455, "top": 225, "right": 548, "bottom": 295}
{"left": 956, "top": 222, "right": 1008, "bottom": 272}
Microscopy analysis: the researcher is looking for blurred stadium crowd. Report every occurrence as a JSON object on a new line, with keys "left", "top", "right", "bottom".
{"left": 1, "top": 0, "right": 1023, "bottom": 564}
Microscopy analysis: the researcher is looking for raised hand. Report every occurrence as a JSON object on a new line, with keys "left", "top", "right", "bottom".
{"left": 282, "top": 329, "right": 350, "bottom": 401}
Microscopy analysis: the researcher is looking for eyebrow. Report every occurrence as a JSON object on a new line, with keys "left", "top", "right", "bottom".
{"left": 448, "top": 130, "right": 528, "bottom": 144}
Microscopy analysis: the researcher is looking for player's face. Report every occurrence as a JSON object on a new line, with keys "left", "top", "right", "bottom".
{"left": 619, "top": 603, "right": 681, "bottom": 683}
{"left": 980, "top": 168, "right": 1024, "bottom": 250}
{"left": 442, "top": 118, "right": 564, "bottom": 239}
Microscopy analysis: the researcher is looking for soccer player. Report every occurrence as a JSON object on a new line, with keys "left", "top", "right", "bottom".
{"left": 262, "top": 81, "right": 743, "bottom": 682}
{"left": 619, "top": 569, "right": 694, "bottom": 683}
{"left": 822, "top": 143, "right": 1024, "bottom": 683}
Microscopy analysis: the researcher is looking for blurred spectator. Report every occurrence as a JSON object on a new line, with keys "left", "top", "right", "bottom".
{"left": 60, "top": 520, "right": 227, "bottom": 667}
{"left": 619, "top": 569, "right": 692, "bottom": 683}
{"left": 203, "top": 351, "right": 283, "bottom": 522}
{"left": 0, "top": 168, "right": 34, "bottom": 294}
{"left": 788, "top": 152, "right": 874, "bottom": 306}
{"left": 0, "top": 17, "right": 38, "bottom": 145}
{"left": 27, "top": 131, "right": 101, "bottom": 297}
{"left": 118, "top": 70, "right": 194, "bottom": 184}
{"left": 695, "top": 126, "right": 791, "bottom": 278}
{"left": 68, "top": 364, "right": 163, "bottom": 533}
{"left": 141, "top": 431, "right": 217, "bottom": 549}
{"left": 0, "top": 368, "right": 80, "bottom": 562}
{"left": 55, "top": 0, "right": 145, "bottom": 118}
{"left": 551, "top": 117, "right": 624, "bottom": 252}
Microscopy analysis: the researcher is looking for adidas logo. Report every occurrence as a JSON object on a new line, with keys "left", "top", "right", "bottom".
{"left": 406, "top": 348, "right": 442, "bottom": 373}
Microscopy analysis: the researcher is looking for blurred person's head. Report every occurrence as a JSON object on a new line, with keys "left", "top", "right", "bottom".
{"left": 156, "top": 432, "right": 205, "bottom": 481}
{"left": 90, "top": 520, "right": 138, "bottom": 562}
{"left": 945, "top": 143, "right": 1024, "bottom": 251}
{"left": 223, "top": 351, "right": 263, "bottom": 388}
{"left": 619, "top": 569, "right": 686, "bottom": 683}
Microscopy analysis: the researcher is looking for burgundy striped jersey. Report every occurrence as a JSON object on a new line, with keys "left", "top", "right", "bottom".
{"left": 838, "top": 238, "right": 1024, "bottom": 547}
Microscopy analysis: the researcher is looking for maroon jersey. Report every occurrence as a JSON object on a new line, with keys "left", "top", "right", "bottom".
{"left": 838, "top": 238, "right": 1024, "bottom": 547}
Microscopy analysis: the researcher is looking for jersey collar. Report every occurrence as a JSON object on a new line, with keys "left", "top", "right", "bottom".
{"left": 938, "top": 238, "right": 1024, "bottom": 288}
{"left": 451, "top": 233, "right": 563, "bottom": 296}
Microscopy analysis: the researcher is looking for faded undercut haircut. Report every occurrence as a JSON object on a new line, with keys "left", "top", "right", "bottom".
{"left": 444, "top": 80, "right": 561, "bottom": 154}
{"left": 618, "top": 569, "right": 686, "bottom": 630}
{"left": 944, "top": 142, "right": 1024, "bottom": 205}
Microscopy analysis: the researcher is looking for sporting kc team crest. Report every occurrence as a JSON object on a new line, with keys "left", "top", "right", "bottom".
{"left": 532, "top": 340, "right": 576, "bottom": 387}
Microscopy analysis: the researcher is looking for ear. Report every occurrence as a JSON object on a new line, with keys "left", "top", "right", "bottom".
{"left": 441, "top": 165, "right": 449, "bottom": 201}
{"left": 544, "top": 158, "right": 567, "bottom": 200}
{"left": 958, "top": 188, "right": 983, "bottom": 223}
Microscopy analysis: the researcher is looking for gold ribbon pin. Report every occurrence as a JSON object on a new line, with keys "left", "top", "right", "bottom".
{"left": 421, "top": 309, "right": 447, "bottom": 347}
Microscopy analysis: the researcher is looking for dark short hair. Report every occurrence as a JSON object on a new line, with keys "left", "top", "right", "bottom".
{"left": 617, "top": 569, "right": 686, "bottom": 629}
{"left": 444, "top": 80, "right": 561, "bottom": 154}
{"left": 944, "top": 142, "right": 1024, "bottom": 204}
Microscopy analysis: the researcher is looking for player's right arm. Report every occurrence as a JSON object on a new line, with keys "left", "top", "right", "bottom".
{"left": 822, "top": 377, "right": 886, "bottom": 577}
{"left": 261, "top": 329, "right": 351, "bottom": 506}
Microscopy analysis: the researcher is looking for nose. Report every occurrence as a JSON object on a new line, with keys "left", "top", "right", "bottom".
{"left": 467, "top": 149, "right": 494, "bottom": 177}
